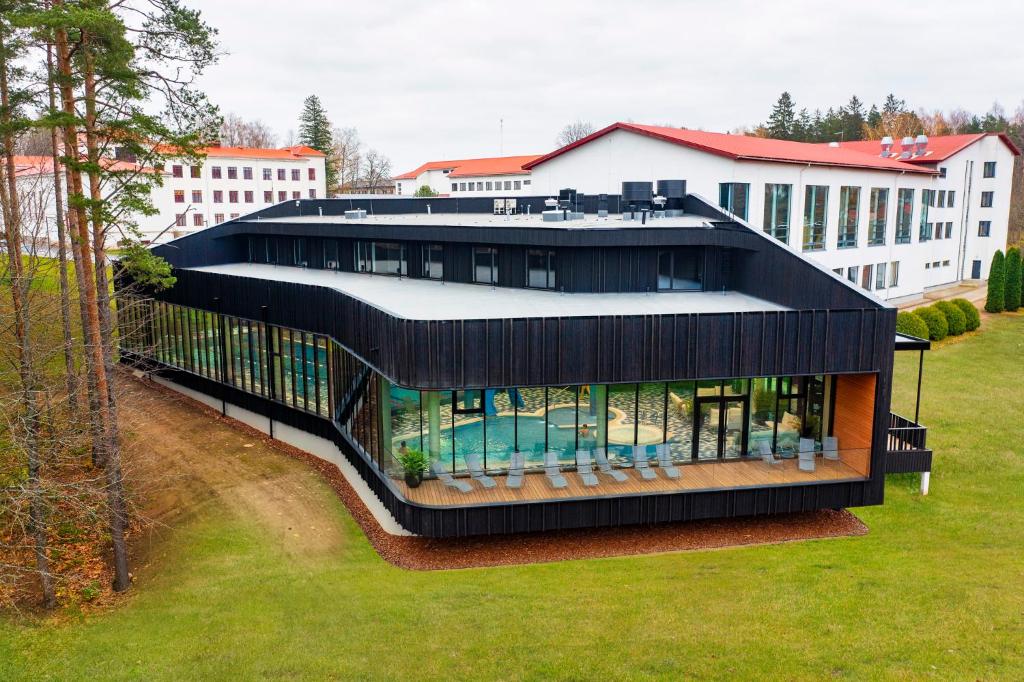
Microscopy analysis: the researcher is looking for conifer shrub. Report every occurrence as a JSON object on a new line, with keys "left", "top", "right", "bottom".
{"left": 1004, "top": 247, "right": 1021, "bottom": 312}
{"left": 896, "top": 310, "right": 930, "bottom": 339}
{"left": 951, "top": 298, "right": 981, "bottom": 332}
{"left": 935, "top": 300, "right": 966, "bottom": 336}
{"left": 915, "top": 306, "right": 949, "bottom": 341}
{"left": 985, "top": 250, "right": 1005, "bottom": 313}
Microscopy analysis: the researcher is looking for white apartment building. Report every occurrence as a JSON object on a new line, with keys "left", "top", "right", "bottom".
{"left": 144, "top": 145, "right": 327, "bottom": 242}
{"left": 523, "top": 123, "right": 1019, "bottom": 302}
{"left": 393, "top": 155, "right": 539, "bottom": 196}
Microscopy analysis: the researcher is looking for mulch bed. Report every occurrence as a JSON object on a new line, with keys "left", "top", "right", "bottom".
{"left": 132, "top": 373, "right": 869, "bottom": 571}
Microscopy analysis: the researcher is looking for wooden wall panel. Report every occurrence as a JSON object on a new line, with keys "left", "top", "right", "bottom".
{"left": 833, "top": 373, "right": 877, "bottom": 476}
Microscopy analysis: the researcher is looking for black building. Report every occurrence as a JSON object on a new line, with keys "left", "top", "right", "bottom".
{"left": 117, "top": 189, "right": 933, "bottom": 538}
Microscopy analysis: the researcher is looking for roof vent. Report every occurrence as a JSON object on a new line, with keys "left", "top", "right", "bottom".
{"left": 899, "top": 137, "right": 915, "bottom": 159}
{"left": 914, "top": 134, "right": 929, "bottom": 157}
{"left": 828, "top": 141, "right": 840, "bottom": 148}
{"left": 344, "top": 209, "right": 367, "bottom": 220}
{"left": 880, "top": 136, "right": 894, "bottom": 157}
{"left": 621, "top": 181, "right": 653, "bottom": 221}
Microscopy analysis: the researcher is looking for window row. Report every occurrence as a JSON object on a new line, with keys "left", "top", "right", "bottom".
{"left": 174, "top": 165, "right": 317, "bottom": 181}
{"left": 175, "top": 188, "right": 316, "bottom": 204}
{"left": 832, "top": 260, "right": 900, "bottom": 291}
{"left": 450, "top": 178, "right": 529, "bottom": 192}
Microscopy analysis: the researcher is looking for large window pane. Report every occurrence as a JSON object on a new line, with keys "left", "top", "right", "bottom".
{"left": 719, "top": 182, "right": 749, "bottom": 220}
{"left": 837, "top": 186, "right": 860, "bottom": 248}
{"left": 763, "top": 183, "right": 791, "bottom": 242}
{"left": 657, "top": 249, "right": 703, "bottom": 291}
{"left": 546, "top": 386, "right": 577, "bottom": 460}
{"left": 748, "top": 377, "right": 778, "bottom": 454}
{"left": 422, "top": 244, "right": 443, "bottom": 279}
{"left": 606, "top": 383, "right": 637, "bottom": 461}
{"left": 868, "top": 188, "right": 888, "bottom": 246}
{"left": 637, "top": 382, "right": 666, "bottom": 449}
{"left": 473, "top": 247, "right": 498, "bottom": 284}
{"left": 577, "top": 385, "right": 606, "bottom": 454}
{"left": 895, "top": 188, "right": 914, "bottom": 243}
{"left": 514, "top": 387, "right": 547, "bottom": 467}
{"left": 802, "top": 185, "right": 828, "bottom": 251}
{"left": 666, "top": 381, "right": 694, "bottom": 460}
{"left": 527, "top": 249, "right": 556, "bottom": 289}
{"left": 919, "top": 190, "right": 932, "bottom": 241}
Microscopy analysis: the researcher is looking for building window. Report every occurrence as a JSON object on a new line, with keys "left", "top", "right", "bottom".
{"left": 473, "top": 247, "right": 499, "bottom": 284}
{"left": 214, "top": 213, "right": 224, "bottom": 224}
{"left": 451, "top": 183, "right": 457, "bottom": 192}
{"left": 526, "top": 249, "right": 556, "bottom": 289}
{"left": 292, "top": 191, "right": 300, "bottom": 200}
{"left": 174, "top": 189, "right": 185, "bottom": 203}
{"left": 980, "top": 191, "right": 994, "bottom": 207}
{"left": 718, "top": 182, "right": 750, "bottom": 220}
{"left": 657, "top": 249, "right": 703, "bottom": 291}
{"left": 875, "top": 262, "right": 886, "bottom": 290}
{"left": 175, "top": 213, "right": 186, "bottom": 227}
{"left": 762, "top": 183, "right": 791, "bottom": 243}
{"left": 244, "top": 190, "right": 254, "bottom": 203}
{"left": 193, "top": 213, "right": 204, "bottom": 227}
{"left": 947, "top": 190, "right": 955, "bottom": 207}
{"left": 868, "top": 187, "right": 888, "bottom": 246}
{"left": 889, "top": 261, "right": 900, "bottom": 287}
{"left": 172, "top": 164, "right": 183, "bottom": 178}
{"left": 513, "top": 180, "right": 521, "bottom": 190}
{"left": 945, "top": 222, "right": 952, "bottom": 239}
{"left": 978, "top": 220, "right": 991, "bottom": 237}
{"left": 861, "top": 264, "right": 873, "bottom": 290}
{"left": 263, "top": 168, "right": 272, "bottom": 181}
{"left": 485, "top": 181, "right": 492, "bottom": 191}
{"left": 939, "top": 166, "right": 947, "bottom": 178}
{"left": 227, "top": 166, "right": 238, "bottom": 180}
{"left": 190, "top": 165, "right": 201, "bottom": 179}
{"left": 277, "top": 168, "right": 286, "bottom": 181}
{"left": 229, "top": 190, "right": 238, "bottom": 203}
{"left": 802, "top": 185, "right": 828, "bottom": 251}
{"left": 983, "top": 161, "right": 996, "bottom": 178}
{"left": 243, "top": 167, "right": 253, "bottom": 180}
{"left": 230, "top": 213, "right": 239, "bottom": 219}
{"left": 895, "top": 188, "right": 913, "bottom": 243}
{"left": 476, "top": 182, "right": 483, "bottom": 191}
{"left": 263, "top": 190, "right": 273, "bottom": 203}
{"left": 524, "top": 179, "right": 531, "bottom": 186}
{"left": 291, "top": 168, "right": 300, "bottom": 181}
{"left": 211, "top": 166, "right": 222, "bottom": 179}
{"left": 832, "top": 267, "right": 843, "bottom": 276}
{"left": 460, "top": 182, "right": 467, "bottom": 191}
{"left": 309, "top": 189, "right": 316, "bottom": 198}
{"left": 191, "top": 190, "right": 202, "bottom": 203}
{"left": 937, "top": 190, "right": 946, "bottom": 207}
{"left": 919, "top": 189, "right": 933, "bottom": 241}
{"left": 278, "top": 190, "right": 286, "bottom": 202}
{"left": 846, "top": 266, "right": 858, "bottom": 283}
{"left": 504, "top": 180, "right": 512, "bottom": 190}
{"left": 837, "top": 186, "right": 860, "bottom": 249}
{"left": 422, "top": 244, "right": 443, "bottom": 280}
{"left": 308, "top": 167, "right": 316, "bottom": 181}
{"left": 931, "top": 223, "right": 938, "bottom": 240}
{"left": 942, "top": 259, "right": 950, "bottom": 267}
{"left": 213, "top": 190, "right": 223, "bottom": 203}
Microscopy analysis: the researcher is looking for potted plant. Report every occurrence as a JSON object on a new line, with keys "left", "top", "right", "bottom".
{"left": 398, "top": 448, "right": 429, "bottom": 488}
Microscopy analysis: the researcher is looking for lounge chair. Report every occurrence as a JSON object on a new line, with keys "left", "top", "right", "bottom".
{"left": 822, "top": 436, "right": 840, "bottom": 461}
{"left": 759, "top": 440, "right": 783, "bottom": 465}
{"left": 575, "top": 449, "right": 599, "bottom": 487}
{"left": 655, "top": 444, "right": 681, "bottom": 479}
{"left": 798, "top": 438, "right": 816, "bottom": 473}
{"left": 464, "top": 453, "right": 496, "bottom": 489}
{"left": 430, "top": 461, "right": 472, "bottom": 493}
{"left": 506, "top": 451, "right": 525, "bottom": 489}
{"left": 543, "top": 450, "right": 568, "bottom": 489}
{"left": 632, "top": 445, "right": 658, "bottom": 480}
{"left": 594, "top": 447, "right": 628, "bottom": 482}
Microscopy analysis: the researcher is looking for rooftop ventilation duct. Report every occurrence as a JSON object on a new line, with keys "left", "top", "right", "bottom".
{"left": 344, "top": 209, "right": 367, "bottom": 220}
{"left": 597, "top": 193, "right": 609, "bottom": 218}
{"left": 543, "top": 188, "right": 584, "bottom": 222}
{"left": 656, "top": 179, "right": 686, "bottom": 214}
{"left": 880, "top": 136, "right": 894, "bottom": 157}
{"left": 621, "top": 181, "right": 653, "bottom": 221}
{"left": 898, "top": 137, "right": 915, "bottom": 159}
{"left": 913, "top": 134, "right": 929, "bottom": 157}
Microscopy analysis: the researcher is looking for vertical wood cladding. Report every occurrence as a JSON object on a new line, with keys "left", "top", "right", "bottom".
{"left": 833, "top": 373, "right": 877, "bottom": 476}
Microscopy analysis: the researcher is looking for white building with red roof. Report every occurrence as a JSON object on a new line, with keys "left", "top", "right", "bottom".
{"left": 522, "top": 123, "right": 1019, "bottom": 301}
{"left": 393, "top": 154, "right": 541, "bottom": 197}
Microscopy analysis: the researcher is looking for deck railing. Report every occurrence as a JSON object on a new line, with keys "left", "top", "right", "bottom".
{"left": 888, "top": 413, "right": 928, "bottom": 452}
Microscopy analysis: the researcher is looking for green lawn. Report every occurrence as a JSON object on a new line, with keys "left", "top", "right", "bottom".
{"left": 3, "top": 316, "right": 1023, "bottom": 680}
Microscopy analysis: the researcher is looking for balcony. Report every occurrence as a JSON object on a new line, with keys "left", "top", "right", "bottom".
{"left": 886, "top": 412, "right": 932, "bottom": 473}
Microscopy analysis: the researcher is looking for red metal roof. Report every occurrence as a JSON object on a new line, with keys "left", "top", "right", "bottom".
{"left": 835, "top": 132, "right": 1021, "bottom": 162}
{"left": 394, "top": 154, "right": 541, "bottom": 181}
{"left": 523, "top": 123, "right": 939, "bottom": 174}
{"left": 12, "top": 154, "right": 147, "bottom": 177}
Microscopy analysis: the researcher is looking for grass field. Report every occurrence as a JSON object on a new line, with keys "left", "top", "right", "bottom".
{"left": 2, "top": 315, "right": 1023, "bottom": 680}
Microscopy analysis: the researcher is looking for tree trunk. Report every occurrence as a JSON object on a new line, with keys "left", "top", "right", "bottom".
{"left": 0, "top": 28, "right": 55, "bottom": 610}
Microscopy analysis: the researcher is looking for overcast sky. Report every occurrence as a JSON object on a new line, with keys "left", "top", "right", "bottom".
{"left": 193, "top": 0, "right": 1024, "bottom": 174}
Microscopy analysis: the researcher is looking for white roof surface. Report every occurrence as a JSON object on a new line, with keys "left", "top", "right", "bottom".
{"left": 191, "top": 263, "right": 788, "bottom": 320}
{"left": 240, "top": 212, "right": 715, "bottom": 230}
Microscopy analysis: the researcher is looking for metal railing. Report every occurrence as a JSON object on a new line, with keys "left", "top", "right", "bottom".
{"left": 888, "top": 412, "right": 928, "bottom": 452}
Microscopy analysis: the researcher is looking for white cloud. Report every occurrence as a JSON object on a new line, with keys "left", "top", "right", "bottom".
{"left": 192, "top": 0, "right": 1024, "bottom": 173}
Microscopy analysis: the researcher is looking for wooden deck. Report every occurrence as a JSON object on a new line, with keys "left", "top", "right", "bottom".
{"left": 397, "top": 456, "right": 866, "bottom": 508}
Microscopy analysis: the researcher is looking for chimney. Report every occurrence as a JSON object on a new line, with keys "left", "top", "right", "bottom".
{"left": 913, "top": 134, "right": 928, "bottom": 157}
{"left": 880, "top": 136, "right": 893, "bottom": 157}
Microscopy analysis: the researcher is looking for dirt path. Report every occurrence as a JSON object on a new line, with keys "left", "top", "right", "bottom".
{"left": 119, "top": 376, "right": 347, "bottom": 562}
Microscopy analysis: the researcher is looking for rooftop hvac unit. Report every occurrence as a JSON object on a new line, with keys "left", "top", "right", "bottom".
{"left": 656, "top": 179, "right": 686, "bottom": 214}
{"left": 621, "top": 181, "right": 653, "bottom": 221}
{"left": 880, "top": 136, "right": 894, "bottom": 157}
{"left": 597, "top": 193, "right": 609, "bottom": 218}
{"left": 345, "top": 209, "right": 367, "bottom": 220}
{"left": 913, "top": 134, "right": 929, "bottom": 156}
{"left": 899, "top": 137, "right": 915, "bottom": 160}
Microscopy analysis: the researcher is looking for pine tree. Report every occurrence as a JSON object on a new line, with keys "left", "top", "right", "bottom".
{"left": 866, "top": 104, "right": 882, "bottom": 129}
{"left": 842, "top": 95, "right": 866, "bottom": 141}
{"left": 985, "top": 250, "right": 1006, "bottom": 313}
{"left": 882, "top": 93, "right": 906, "bottom": 116}
{"left": 765, "top": 92, "right": 796, "bottom": 140}
{"left": 1004, "top": 247, "right": 1022, "bottom": 312}
{"left": 298, "top": 94, "right": 337, "bottom": 192}
{"left": 793, "top": 108, "right": 812, "bottom": 142}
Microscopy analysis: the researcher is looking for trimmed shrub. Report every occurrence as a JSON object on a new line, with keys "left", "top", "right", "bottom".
{"left": 935, "top": 300, "right": 967, "bottom": 336}
{"left": 896, "top": 310, "right": 930, "bottom": 339}
{"left": 951, "top": 298, "right": 981, "bottom": 331}
{"left": 1005, "top": 247, "right": 1021, "bottom": 312}
{"left": 985, "top": 250, "right": 1005, "bottom": 313}
{"left": 915, "top": 305, "right": 949, "bottom": 341}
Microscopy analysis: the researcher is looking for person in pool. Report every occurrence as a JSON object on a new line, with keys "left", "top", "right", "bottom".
{"left": 579, "top": 424, "right": 591, "bottom": 439}
{"left": 398, "top": 440, "right": 409, "bottom": 457}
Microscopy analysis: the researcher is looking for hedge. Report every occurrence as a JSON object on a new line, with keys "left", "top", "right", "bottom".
{"left": 1005, "top": 247, "right": 1021, "bottom": 312}
{"left": 985, "top": 250, "right": 1005, "bottom": 313}
{"left": 951, "top": 298, "right": 981, "bottom": 332}
{"left": 896, "top": 310, "right": 930, "bottom": 339}
{"left": 935, "top": 300, "right": 967, "bottom": 336}
{"left": 915, "top": 305, "right": 949, "bottom": 341}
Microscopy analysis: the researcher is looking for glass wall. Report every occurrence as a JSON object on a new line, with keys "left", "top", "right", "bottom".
{"left": 719, "top": 182, "right": 750, "bottom": 220}
{"left": 355, "top": 241, "right": 407, "bottom": 275}
{"left": 895, "top": 188, "right": 914, "bottom": 244}
{"left": 802, "top": 185, "right": 828, "bottom": 251}
{"left": 422, "top": 244, "right": 443, "bottom": 279}
{"left": 868, "top": 188, "right": 888, "bottom": 246}
{"left": 763, "top": 183, "right": 791, "bottom": 243}
{"left": 657, "top": 249, "right": 703, "bottom": 291}
{"left": 526, "top": 249, "right": 556, "bottom": 289}
{"left": 473, "top": 247, "right": 498, "bottom": 284}
{"left": 919, "top": 189, "right": 933, "bottom": 242}
{"left": 837, "top": 186, "right": 860, "bottom": 249}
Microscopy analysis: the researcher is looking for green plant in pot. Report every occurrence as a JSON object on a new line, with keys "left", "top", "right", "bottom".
{"left": 398, "top": 447, "right": 429, "bottom": 488}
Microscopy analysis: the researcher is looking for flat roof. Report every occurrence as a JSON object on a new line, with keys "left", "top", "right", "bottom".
{"left": 191, "top": 263, "right": 788, "bottom": 320}
{"left": 240, "top": 212, "right": 716, "bottom": 230}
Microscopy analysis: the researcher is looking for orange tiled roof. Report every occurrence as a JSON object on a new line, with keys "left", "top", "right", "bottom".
{"left": 395, "top": 154, "right": 541, "bottom": 180}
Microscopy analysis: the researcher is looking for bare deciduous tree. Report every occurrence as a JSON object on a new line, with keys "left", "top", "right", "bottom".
{"left": 360, "top": 148, "right": 391, "bottom": 193}
{"left": 555, "top": 119, "right": 595, "bottom": 148}
{"left": 332, "top": 126, "right": 361, "bottom": 191}
{"left": 219, "top": 113, "right": 278, "bottom": 148}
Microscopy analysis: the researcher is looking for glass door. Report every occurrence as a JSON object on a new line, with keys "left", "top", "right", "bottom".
{"left": 695, "top": 400, "right": 721, "bottom": 460}
{"left": 693, "top": 396, "right": 749, "bottom": 460}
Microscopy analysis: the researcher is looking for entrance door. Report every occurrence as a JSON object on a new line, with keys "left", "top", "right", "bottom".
{"left": 971, "top": 259, "right": 982, "bottom": 279}
{"left": 694, "top": 397, "right": 748, "bottom": 460}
